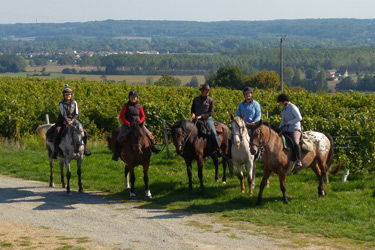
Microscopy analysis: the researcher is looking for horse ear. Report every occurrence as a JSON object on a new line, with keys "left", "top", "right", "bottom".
{"left": 230, "top": 114, "right": 234, "bottom": 120}
{"left": 167, "top": 122, "right": 173, "bottom": 128}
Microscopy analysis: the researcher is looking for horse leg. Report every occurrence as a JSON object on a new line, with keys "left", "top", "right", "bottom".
{"left": 278, "top": 172, "right": 288, "bottom": 204}
{"left": 237, "top": 171, "right": 245, "bottom": 194}
{"left": 77, "top": 158, "right": 83, "bottom": 193}
{"left": 184, "top": 158, "right": 193, "bottom": 189}
{"left": 222, "top": 156, "right": 228, "bottom": 184}
{"left": 143, "top": 165, "right": 152, "bottom": 199}
{"left": 212, "top": 155, "right": 219, "bottom": 183}
{"left": 49, "top": 157, "right": 54, "bottom": 187}
{"left": 129, "top": 167, "right": 136, "bottom": 199}
{"left": 246, "top": 161, "right": 254, "bottom": 196}
{"left": 65, "top": 158, "right": 71, "bottom": 194}
{"left": 197, "top": 155, "right": 204, "bottom": 189}
{"left": 60, "top": 158, "right": 65, "bottom": 188}
{"left": 256, "top": 169, "right": 272, "bottom": 206}
{"left": 124, "top": 165, "right": 130, "bottom": 190}
{"left": 312, "top": 162, "right": 326, "bottom": 196}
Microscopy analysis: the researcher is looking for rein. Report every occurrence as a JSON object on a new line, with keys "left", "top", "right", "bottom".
{"left": 251, "top": 124, "right": 272, "bottom": 156}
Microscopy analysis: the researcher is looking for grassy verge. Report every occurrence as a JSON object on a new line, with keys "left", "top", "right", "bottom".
{"left": 0, "top": 139, "right": 374, "bottom": 248}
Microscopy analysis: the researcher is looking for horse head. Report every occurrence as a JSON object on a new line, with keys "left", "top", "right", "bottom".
{"left": 70, "top": 120, "right": 85, "bottom": 154}
{"left": 130, "top": 120, "right": 144, "bottom": 154}
{"left": 249, "top": 120, "right": 264, "bottom": 156}
{"left": 231, "top": 116, "right": 248, "bottom": 148}
{"left": 170, "top": 120, "right": 196, "bottom": 156}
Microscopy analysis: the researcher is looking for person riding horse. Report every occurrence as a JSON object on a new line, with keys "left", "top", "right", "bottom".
{"left": 235, "top": 86, "right": 261, "bottom": 134}
{"left": 278, "top": 93, "right": 303, "bottom": 170}
{"left": 52, "top": 86, "right": 91, "bottom": 159}
{"left": 112, "top": 90, "right": 160, "bottom": 161}
{"left": 191, "top": 83, "right": 220, "bottom": 154}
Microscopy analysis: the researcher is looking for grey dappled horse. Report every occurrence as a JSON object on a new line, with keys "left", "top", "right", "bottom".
{"left": 46, "top": 121, "right": 85, "bottom": 194}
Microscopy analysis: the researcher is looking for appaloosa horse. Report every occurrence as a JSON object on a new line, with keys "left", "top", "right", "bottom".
{"left": 169, "top": 119, "right": 233, "bottom": 189}
{"left": 249, "top": 120, "right": 340, "bottom": 205}
{"left": 107, "top": 121, "right": 152, "bottom": 199}
{"left": 46, "top": 120, "right": 85, "bottom": 194}
{"left": 231, "top": 116, "right": 255, "bottom": 196}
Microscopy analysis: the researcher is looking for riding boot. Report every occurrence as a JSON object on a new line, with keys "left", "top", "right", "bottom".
{"left": 112, "top": 140, "right": 121, "bottom": 161}
{"left": 83, "top": 132, "right": 91, "bottom": 156}
{"left": 150, "top": 139, "right": 161, "bottom": 154}
{"left": 295, "top": 145, "right": 302, "bottom": 167}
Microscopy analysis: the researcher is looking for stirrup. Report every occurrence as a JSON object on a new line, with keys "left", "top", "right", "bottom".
{"left": 84, "top": 149, "right": 92, "bottom": 156}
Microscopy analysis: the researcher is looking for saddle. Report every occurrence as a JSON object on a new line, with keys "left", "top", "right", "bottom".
{"left": 196, "top": 120, "right": 223, "bottom": 138}
{"left": 281, "top": 132, "right": 314, "bottom": 152}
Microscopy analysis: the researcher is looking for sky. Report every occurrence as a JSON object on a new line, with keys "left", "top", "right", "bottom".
{"left": 0, "top": 0, "right": 374, "bottom": 24}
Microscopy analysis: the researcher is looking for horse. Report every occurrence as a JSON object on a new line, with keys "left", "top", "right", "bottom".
{"left": 231, "top": 116, "right": 255, "bottom": 196}
{"left": 169, "top": 119, "right": 233, "bottom": 189}
{"left": 107, "top": 121, "right": 152, "bottom": 199}
{"left": 46, "top": 120, "right": 85, "bottom": 194}
{"left": 249, "top": 120, "right": 340, "bottom": 205}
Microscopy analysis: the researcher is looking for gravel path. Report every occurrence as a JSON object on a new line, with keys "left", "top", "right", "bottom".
{"left": 0, "top": 175, "right": 287, "bottom": 250}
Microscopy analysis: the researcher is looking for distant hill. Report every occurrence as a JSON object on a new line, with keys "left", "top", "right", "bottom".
{"left": 1, "top": 19, "right": 375, "bottom": 47}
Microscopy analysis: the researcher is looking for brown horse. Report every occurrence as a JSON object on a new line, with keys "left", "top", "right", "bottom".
{"left": 169, "top": 119, "right": 233, "bottom": 189}
{"left": 249, "top": 120, "right": 340, "bottom": 205}
{"left": 107, "top": 121, "right": 152, "bottom": 199}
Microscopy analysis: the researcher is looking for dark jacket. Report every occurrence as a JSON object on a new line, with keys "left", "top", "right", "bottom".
{"left": 191, "top": 96, "right": 214, "bottom": 120}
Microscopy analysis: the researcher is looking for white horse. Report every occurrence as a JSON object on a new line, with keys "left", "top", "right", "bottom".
{"left": 45, "top": 120, "right": 85, "bottom": 194}
{"left": 231, "top": 116, "right": 255, "bottom": 196}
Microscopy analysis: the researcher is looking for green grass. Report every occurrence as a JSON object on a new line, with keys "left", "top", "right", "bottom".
{"left": 1, "top": 140, "right": 375, "bottom": 247}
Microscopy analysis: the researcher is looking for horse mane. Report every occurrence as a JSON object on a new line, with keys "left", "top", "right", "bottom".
{"left": 254, "top": 120, "right": 280, "bottom": 134}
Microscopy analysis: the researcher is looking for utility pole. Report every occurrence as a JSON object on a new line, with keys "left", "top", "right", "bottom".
{"left": 277, "top": 35, "right": 287, "bottom": 92}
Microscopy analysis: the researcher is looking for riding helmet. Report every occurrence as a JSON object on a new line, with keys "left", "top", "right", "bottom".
{"left": 128, "top": 90, "right": 139, "bottom": 98}
{"left": 62, "top": 88, "right": 73, "bottom": 95}
{"left": 277, "top": 93, "right": 290, "bottom": 102}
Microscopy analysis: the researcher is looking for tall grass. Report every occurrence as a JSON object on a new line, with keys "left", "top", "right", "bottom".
{"left": 0, "top": 139, "right": 374, "bottom": 247}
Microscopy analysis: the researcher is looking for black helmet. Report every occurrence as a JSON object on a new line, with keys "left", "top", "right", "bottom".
{"left": 243, "top": 87, "right": 253, "bottom": 93}
{"left": 128, "top": 90, "right": 138, "bottom": 98}
{"left": 277, "top": 93, "right": 290, "bottom": 102}
{"left": 62, "top": 88, "right": 73, "bottom": 95}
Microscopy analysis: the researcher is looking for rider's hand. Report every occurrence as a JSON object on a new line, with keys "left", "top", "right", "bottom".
{"left": 191, "top": 113, "right": 196, "bottom": 120}
{"left": 196, "top": 115, "right": 202, "bottom": 120}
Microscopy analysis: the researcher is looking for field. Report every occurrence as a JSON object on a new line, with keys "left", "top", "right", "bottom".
{"left": 1, "top": 63, "right": 206, "bottom": 85}
{"left": 0, "top": 138, "right": 375, "bottom": 249}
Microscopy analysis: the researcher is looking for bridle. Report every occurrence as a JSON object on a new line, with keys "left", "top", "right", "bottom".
{"left": 250, "top": 123, "right": 272, "bottom": 156}
{"left": 173, "top": 120, "right": 198, "bottom": 156}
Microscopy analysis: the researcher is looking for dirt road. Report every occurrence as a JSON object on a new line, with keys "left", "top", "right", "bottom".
{"left": 0, "top": 175, "right": 331, "bottom": 250}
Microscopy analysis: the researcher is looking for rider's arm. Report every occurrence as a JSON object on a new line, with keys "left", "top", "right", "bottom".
{"left": 288, "top": 105, "right": 302, "bottom": 125}
{"left": 139, "top": 106, "right": 145, "bottom": 124}
{"left": 254, "top": 102, "right": 261, "bottom": 122}
{"left": 119, "top": 105, "right": 130, "bottom": 126}
{"left": 72, "top": 101, "right": 79, "bottom": 120}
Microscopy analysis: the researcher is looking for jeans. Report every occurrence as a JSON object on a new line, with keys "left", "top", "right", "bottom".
{"left": 206, "top": 118, "right": 220, "bottom": 148}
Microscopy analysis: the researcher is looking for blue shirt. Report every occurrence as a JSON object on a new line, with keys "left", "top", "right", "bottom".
{"left": 279, "top": 102, "right": 302, "bottom": 132}
{"left": 235, "top": 100, "right": 261, "bottom": 123}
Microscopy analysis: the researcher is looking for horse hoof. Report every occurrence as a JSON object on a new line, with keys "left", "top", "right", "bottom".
{"left": 79, "top": 188, "right": 84, "bottom": 193}
{"left": 130, "top": 193, "right": 136, "bottom": 200}
{"left": 146, "top": 195, "right": 152, "bottom": 199}
{"left": 49, "top": 183, "right": 54, "bottom": 188}
{"left": 62, "top": 184, "right": 66, "bottom": 188}
{"left": 222, "top": 181, "right": 226, "bottom": 185}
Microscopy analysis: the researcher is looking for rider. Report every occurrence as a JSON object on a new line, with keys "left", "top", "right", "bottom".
{"left": 191, "top": 83, "right": 220, "bottom": 153}
{"left": 112, "top": 90, "right": 161, "bottom": 161}
{"left": 277, "top": 93, "right": 303, "bottom": 170}
{"left": 52, "top": 86, "right": 91, "bottom": 159}
{"left": 235, "top": 87, "right": 261, "bottom": 131}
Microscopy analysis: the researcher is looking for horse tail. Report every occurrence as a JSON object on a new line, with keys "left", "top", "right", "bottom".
{"left": 325, "top": 133, "right": 341, "bottom": 175}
